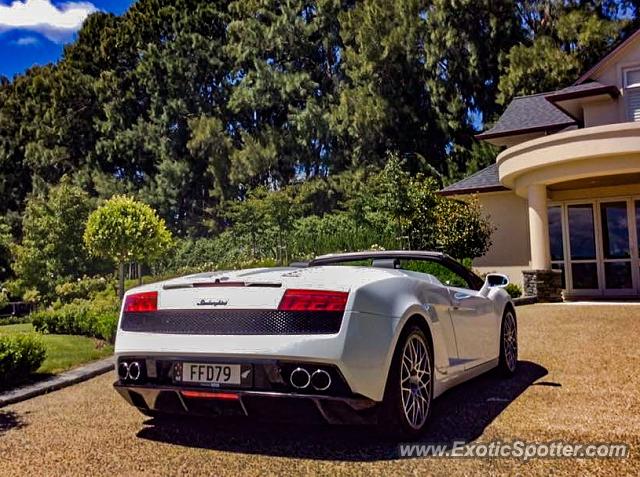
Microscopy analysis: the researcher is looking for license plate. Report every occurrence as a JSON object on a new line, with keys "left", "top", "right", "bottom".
{"left": 177, "top": 363, "right": 241, "bottom": 385}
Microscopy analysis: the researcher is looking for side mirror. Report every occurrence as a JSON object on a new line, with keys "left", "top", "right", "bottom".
{"left": 485, "top": 273, "right": 509, "bottom": 288}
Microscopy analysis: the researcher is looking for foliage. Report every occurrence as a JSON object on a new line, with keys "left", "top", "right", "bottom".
{"left": 1, "top": 0, "right": 633, "bottom": 237}
{"left": 84, "top": 195, "right": 173, "bottom": 266}
{"left": 22, "top": 288, "right": 41, "bottom": 306}
{"left": 432, "top": 197, "right": 494, "bottom": 260}
{"left": 364, "top": 154, "right": 493, "bottom": 259}
{"left": 0, "top": 219, "right": 12, "bottom": 281}
{"left": 505, "top": 283, "right": 523, "bottom": 299}
{"left": 84, "top": 195, "right": 173, "bottom": 298}
{"left": 54, "top": 276, "right": 112, "bottom": 304}
{"left": 401, "top": 259, "right": 472, "bottom": 288}
{"left": 0, "top": 0, "right": 636, "bottom": 290}
{"left": 0, "top": 291, "right": 8, "bottom": 310}
{"left": 0, "top": 316, "right": 32, "bottom": 326}
{"left": 497, "top": 2, "right": 626, "bottom": 104}
{"left": 31, "top": 293, "right": 120, "bottom": 343}
{"left": 155, "top": 154, "right": 492, "bottom": 275}
{"left": 11, "top": 181, "right": 101, "bottom": 298}
{"left": 0, "top": 334, "right": 46, "bottom": 387}
{"left": 1, "top": 279, "right": 26, "bottom": 302}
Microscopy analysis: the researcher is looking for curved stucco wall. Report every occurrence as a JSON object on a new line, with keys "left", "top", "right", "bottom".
{"left": 497, "top": 122, "right": 640, "bottom": 197}
{"left": 472, "top": 191, "right": 531, "bottom": 287}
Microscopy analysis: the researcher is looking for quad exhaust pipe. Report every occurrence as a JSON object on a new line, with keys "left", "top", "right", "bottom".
{"left": 289, "top": 367, "right": 311, "bottom": 389}
{"left": 310, "top": 369, "right": 331, "bottom": 391}
{"left": 289, "top": 367, "right": 331, "bottom": 391}
{"left": 118, "top": 361, "right": 142, "bottom": 381}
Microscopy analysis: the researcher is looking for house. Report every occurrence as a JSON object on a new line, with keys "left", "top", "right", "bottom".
{"left": 441, "top": 30, "right": 640, "bottom": 300}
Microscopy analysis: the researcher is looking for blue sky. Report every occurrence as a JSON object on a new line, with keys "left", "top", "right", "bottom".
{"left": 0, "top": 0, "right": 133, "bottom": 79}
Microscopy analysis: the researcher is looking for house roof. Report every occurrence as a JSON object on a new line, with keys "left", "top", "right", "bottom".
{"left": 439, "top": 163, "right": 507, "bottom": 196}
{"left": 545, "top": 81, "right": 620, "bottom": 103}
{"left": 448, "top": 27, "right": 640, "bottom": 197}
{"left": 575, "top": 28, "right": 640, "bottom": 84}
{"left": 475, "top": 93, "right": 576, "bottom": 140}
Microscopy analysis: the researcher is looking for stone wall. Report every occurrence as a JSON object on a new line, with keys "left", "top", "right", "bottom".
{"left": 522, "top": 269, "right": 563, "bottom": 302}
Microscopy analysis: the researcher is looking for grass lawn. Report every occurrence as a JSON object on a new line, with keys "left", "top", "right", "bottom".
{"left": 0, "top": 323, "right": 113, "bottom": 375}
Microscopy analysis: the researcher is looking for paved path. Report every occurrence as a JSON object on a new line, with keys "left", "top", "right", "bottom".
{"left": 0, "top": 305, "right": 638, "bottom": 476}
{"left": 0, "top": 358, "right": 114, "bottom": 408}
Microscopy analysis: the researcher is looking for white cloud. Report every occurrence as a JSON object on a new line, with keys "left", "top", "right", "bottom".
{"left": 0, "top": 0, "right": 97, "bottom": 43}
{"left": 12, "top": 35, "right": 40, "bottom": 45}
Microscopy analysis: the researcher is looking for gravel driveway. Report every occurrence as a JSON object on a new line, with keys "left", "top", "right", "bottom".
{"left": 0, "top": 304, "right": 638, "bottom": 476}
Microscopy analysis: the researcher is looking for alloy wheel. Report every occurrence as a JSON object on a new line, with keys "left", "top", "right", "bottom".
{"left": 400, "top": 334, "right": 432, "bottom": 430}
{"left": 503, "top": 312, "right": 518, "bottom": 372}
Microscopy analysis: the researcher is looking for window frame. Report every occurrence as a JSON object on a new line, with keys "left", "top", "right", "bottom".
{"left": 623, "top": 67, "right": 640, "bottom": 122}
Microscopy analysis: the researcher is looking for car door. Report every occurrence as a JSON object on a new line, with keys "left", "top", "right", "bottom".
{"left": 446, "top": 284, "right": 496, "bottom": 368}
{"left": 399, "top": 258, "right": 496, "bottom": 370}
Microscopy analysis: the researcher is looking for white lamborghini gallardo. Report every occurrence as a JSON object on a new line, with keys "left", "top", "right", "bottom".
{"left": 114, "top": 251, "right": 517, "bottom": 439}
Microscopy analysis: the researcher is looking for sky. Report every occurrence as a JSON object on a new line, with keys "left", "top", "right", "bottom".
{"left": 0, "top": 0, "right": 134, "bottom": 79}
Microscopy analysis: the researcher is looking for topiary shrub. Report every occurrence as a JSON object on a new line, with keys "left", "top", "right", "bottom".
{"left": 505, "top": 283, "right": 523, "bottom": 299}
{"left": 0, "top": 334, "right": 46, "bottom": 387}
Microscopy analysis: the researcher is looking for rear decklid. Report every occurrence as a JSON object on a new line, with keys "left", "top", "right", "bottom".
{"left": 148, "top": 265, "right": 400, "bottom": 311}
{"left": 121, "top": 267, "right": 380, "bottom": 336}
{"left": 156, "top": 268, "right": 287, "bottom": 310}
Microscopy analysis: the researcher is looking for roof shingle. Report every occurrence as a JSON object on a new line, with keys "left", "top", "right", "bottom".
{"left": 545, "top": 81, "right": 619, "bottom": 102}
{"left": 476, "top": 93, "right": 576, "bottom": 140}
{"left": 439, "top": 163, "right": 506, "bottom": 195}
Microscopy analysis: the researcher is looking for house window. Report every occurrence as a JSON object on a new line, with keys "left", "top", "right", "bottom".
{"left": 547, "top": 206, "right": 565, "bottom": 288}
{"left": 624, "top": 68, "right": 640, "bottom": 121}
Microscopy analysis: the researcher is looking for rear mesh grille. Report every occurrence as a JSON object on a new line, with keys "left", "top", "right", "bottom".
{"left": 120, "top": 309, "right": 343, "bottom": 335}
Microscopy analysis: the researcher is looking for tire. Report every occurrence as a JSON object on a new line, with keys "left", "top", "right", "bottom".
{"left": 378, "top": 325, "right": 433, "bottom": 440}
{"left": 497, "top": 308, "right": 518, "bottom": 377}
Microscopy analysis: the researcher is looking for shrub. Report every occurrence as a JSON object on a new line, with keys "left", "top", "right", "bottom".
{"left": 505, "top": 283, "right": 523, "bottom": 299}
{"left": 54, "top": 276, "right": 112, "bottom": 303}
{"left": 32, "top": 293, "right": 120, "bottom": 342}
{"left": 22, "top": 288, "right": 41, "bottom": 305}
{"left": 0, "top": 290, "right": 8, "bottom": 310}
{"left": 0, "top": 334, "right": 46, "bottom": 386}
{"left": 0, "top": 315, "right": 32, "bottom": 326}
{"left": 2, "top": 279, "right": 27, "bottom": 302}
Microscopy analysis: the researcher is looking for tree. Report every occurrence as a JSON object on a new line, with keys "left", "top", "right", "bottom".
{"left": 0, "top": 219, "right": 12, "bottom": 281}
{"left": 11, "top": 181, "right": 97, "bottom": 297}
{"left": 424, "top": 0, "right": 522, "bottom": 174}
{"left": 497, "top": 2, "right": 625, "bottom": 104}
{"left": 0, "top": 0, "right": 637, "bottom": 239}
{"left": 93, "top": 0, "right": 232, "bottom": 236}
{"left": 84, "top": 196, "right": 173, "bottom": 299}
{"left": 227, "top": 0, "right": 344, "bottom": 182}
{"left": 224, "top": 188, "right": 270, "bottom": 260}
{"left": 362, "top": 153, "right": 492, "bottom": 258}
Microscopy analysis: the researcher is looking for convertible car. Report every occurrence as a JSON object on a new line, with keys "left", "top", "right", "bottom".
{"left": 114, "top": 251, "right": 517, "bottom": 439}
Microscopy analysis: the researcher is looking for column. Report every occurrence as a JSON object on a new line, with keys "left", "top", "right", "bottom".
{"left": 528, "top": 183, "right": 551, "bottom": 270}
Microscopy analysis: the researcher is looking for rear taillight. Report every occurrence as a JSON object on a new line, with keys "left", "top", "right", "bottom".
{"left": 278, "top": 289, "right": 348, "bottom": 312}
{"left": 123, "top": 291, "right": 158, "bottom": 313}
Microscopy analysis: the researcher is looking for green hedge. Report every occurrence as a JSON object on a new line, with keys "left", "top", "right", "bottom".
{"left": 32, "top": 295, "right": 119, "bottom": 342}
{"left": 0, "top": 334, "right": 46, "bottom": 386}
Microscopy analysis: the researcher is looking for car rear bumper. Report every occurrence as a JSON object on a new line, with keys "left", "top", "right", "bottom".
{"left": 114, "top": 383, "right": 377, "bottom": 424}
{"left": 114, "top": 311, "right": 401, "bottom": 401}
